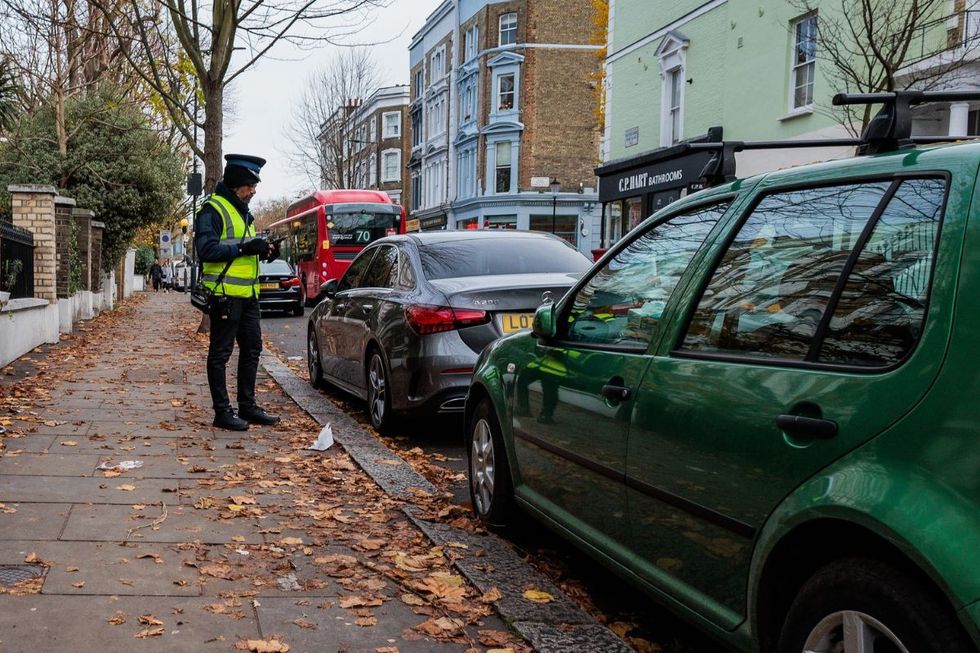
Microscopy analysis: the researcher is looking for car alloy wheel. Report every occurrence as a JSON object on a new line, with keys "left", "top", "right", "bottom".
{"left": 802, "top": 611, "right": 908, "bottom": 653}
{"left": 467, "top": 399, "right": 514, "bottom": 528}
{"left": 307, "top": 329, "right": 323, "bottom": 388}
{"left": 470, "top": 417, "right": 495, "bottom": 516}
{"left": 367, "top": 352, "right": 390, "bottom": 431}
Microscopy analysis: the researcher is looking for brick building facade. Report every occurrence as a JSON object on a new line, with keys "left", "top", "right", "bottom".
{"left": 408, "top": 0, "right": 605, "bottom": 254}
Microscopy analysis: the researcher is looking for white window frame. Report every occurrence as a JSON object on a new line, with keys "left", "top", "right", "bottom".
{"left": 382, "top": 111, "right": 401, "bottom": 138}
{"left": 790, "top": 13, "right": 818, "bottom": 111}
{"left": 369, "top": 153, "right": 378, "bottom": 186}
{"left": 381, "top": 149, "right": 401, "bottom": 183}
{"left": 465, "top": 26, "right": 479, "bottom": 61}
{"left": 499, "top": 13, "right": 517, "bottom": 47}
{"left": 414, "top": 69, "right": 424, "bottom": 98}
{"left": 494, "top": 141, "right": 513, "bottom": 194}
{"left": 369, "top": 117, "right": 377, "bottom": 143}
{"left": 497, "top": 73, "right": 516, "bottom": 112}
{"left": 431, "top": 46, "right": 445, "bottom": 81}
{"left": 657, "top": 34, "right": 688, "bottom": 147}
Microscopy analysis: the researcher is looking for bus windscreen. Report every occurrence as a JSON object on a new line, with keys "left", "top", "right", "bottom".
{"left": 328, "top": 211, "right": 400, "bottom": 245}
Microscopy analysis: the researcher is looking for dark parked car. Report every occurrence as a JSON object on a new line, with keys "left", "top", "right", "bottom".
{"left": 258, "top": 260, "right": 303, "bottom": 316}
{"left": 307, "top": 231, "right": 591, "bottom": 430}
{"left": 466, "top": 132, "right": 980, "bottom": 650}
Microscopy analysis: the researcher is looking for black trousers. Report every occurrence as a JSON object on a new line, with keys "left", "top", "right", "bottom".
{"left": 207, "top": 296, "right": 262, "bottom": 413}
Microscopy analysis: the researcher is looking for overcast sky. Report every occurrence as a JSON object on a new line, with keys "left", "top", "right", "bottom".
{"left": 222, "top": 0, "right": 438, "bottom": 202}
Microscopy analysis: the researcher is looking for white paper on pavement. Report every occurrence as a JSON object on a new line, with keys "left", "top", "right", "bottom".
{"left": 308, "top": 424, "right": 334, "bottom": 451}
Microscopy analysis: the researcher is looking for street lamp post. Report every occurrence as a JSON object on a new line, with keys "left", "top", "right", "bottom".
{"left": 550, "top": 178, "right": 560, "bottom": 236}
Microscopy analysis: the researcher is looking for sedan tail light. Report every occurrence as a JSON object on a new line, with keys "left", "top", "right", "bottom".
{"left": 405, "top": 304, "right": 489, "bottom": 335}
{"left": 280, "top": 277, "right": 301, "bottom": 288}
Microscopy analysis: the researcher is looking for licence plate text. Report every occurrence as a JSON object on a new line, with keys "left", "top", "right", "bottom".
{"left": 501, "top": 312, "right": 534, "bottom": 333}
{"left": 260, "top": 282, "right": 278, "bottom": 290}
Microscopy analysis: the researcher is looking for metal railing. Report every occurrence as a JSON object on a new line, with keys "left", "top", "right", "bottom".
{"left": 903, "top": 10, "right": 980, "bottom": 66}
{"left": 0, "top": 220, "right": 35, "bottom": 299}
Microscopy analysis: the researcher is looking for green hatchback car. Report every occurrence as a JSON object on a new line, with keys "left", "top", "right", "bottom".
{"left": 465, "top": 134, "right": 980, "bottom": 650}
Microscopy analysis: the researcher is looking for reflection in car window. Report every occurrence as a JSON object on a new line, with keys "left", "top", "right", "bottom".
{"left": 260, "top": 260, "right": 293, "bottom": 274}
{"left": 819, "top": 178, "right": 945, "bottom": 366}
{"left": 396, "top": 252, "right": 416, "bottom": 289}
{"left": 419, "top": 238, "right": 590, "bottom": 280}
{"left": 681, "top": 181, "right": 898, "bottom": 361}
{"left": 337, "top": 248, "right": 378, "bottom": 292}
{"left": 360, "top": 246, "right": 398, "bottom": 289}
{"left": 563, "top": 202, "right": 729, "bottom": 348}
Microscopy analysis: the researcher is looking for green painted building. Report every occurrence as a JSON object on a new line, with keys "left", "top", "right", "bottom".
{"left": 596, "top": 0, "right": 980, "bottom": 248}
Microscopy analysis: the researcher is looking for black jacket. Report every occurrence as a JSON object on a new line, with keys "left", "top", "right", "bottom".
{"left": 194, "top": 182, "right": 255, "bottom": 264}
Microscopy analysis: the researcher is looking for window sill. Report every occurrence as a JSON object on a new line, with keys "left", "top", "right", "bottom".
{"left": 779, "top": 107, "right": 814, "bottom": 122}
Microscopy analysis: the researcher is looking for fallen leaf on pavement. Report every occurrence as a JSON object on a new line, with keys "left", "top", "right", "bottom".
{"left": 138, "top": 615, "right": 163, "bottom": 626}
{"left": 292, "top": 618, "right": 317, "bottom": 629}
{"left": 137, "top": 553, "right": 163, "bottom": 564}
{"left": 72, "top": 581, "right": 85, "bottom": 588}
{"left": 481, "top": 587, "right": 503, "bottom": 603}
{"left": 235, "top": 639, "right": 290, "bottom": 652}
{"left": 65, "top": 566, "right": 79, "bottom": 573}
{"left": 103, "top": 470, "right": 121, "bottom": 478}
{"left": 400, "top": 594, "right": 425, "bottom": 607}
{"left": 106, "top": 611, "right": 126, "bottom": 625}
{"left": 355, "top": 616, "right": 377, "bottom": 627}
{"left": 116, "top": 484, "right": 136, "bottom": 492}
{"left": 60, "top": 441, "right": 77, "bottom": 447}
{"left": 522, "top": 589, "right": 554, "bottom": 603}
{"left": 134, "top": 627, "right": 164, "bottom": 639}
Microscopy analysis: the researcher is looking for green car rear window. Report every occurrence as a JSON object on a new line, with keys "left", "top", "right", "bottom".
{"left": 681, "top": 177, "right": 946, "bottom": 367}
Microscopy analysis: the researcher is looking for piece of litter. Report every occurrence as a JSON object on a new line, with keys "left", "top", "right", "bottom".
{"left": 287, "top": 356, "right": 303, "bottom": 361}
{"left": 277, "top": 573, "right": 302, "bottom": 592}
{"left": 235, "top": 548, "right": 249, "bottom": 556}
{"left": 308, "top": 424, "right": 334, "bottom": 451}
{"left": 97, "top": 460, "right": 144, "bottom": 472}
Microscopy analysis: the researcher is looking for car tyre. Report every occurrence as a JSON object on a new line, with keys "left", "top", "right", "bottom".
{"left": 776, "top": 557, "right": 973, "bottom": 653}
{"left": 366, "top": 350, "right": 394, "bottom": 432}
{"left": 468, "top": 398, "right": 515, "bottom": 529}
{"left": 307, "top": 328, "right": 324, "bottom": 389}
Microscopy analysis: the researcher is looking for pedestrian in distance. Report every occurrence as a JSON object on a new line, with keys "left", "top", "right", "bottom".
{"left": 149, "top": 259, "right": 163, "bottom": 292}
{"left": 194, "top": 154, "right": 281, "bottom": 431}
{"left": 161, "top": 261, "right": 173, "bottom": 293}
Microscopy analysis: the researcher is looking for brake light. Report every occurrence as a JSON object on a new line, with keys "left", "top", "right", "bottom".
{"left": 280, "top": 277, "right": 300, "bottom": 288}
{"left": 405, "top": 305, "right": 489, "bottom": 335}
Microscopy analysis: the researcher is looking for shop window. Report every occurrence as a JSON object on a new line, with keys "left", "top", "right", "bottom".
{"left": 459, "top": 217, "right": 480, "bottom": 230}
{"left": 530, "top": 214, "right": 578, "bottom": 247}
{"left": 485, "top": 215, "right": 517, "bottom": 230}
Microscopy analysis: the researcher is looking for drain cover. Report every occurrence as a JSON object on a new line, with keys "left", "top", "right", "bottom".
{"left": 0, "top": 565, "right": 45, "bottom": 587}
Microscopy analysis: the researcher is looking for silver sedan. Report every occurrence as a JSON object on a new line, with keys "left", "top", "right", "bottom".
{"left": 307, "top": 231, "right": 591, "bottom": 431}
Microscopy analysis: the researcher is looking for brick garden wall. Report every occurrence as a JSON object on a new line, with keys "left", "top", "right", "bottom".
{"left": 54, "top": 197, "right": 76, "bottom": 298}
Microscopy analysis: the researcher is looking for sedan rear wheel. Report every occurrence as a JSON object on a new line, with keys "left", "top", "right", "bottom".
{"left": 367, "top": 351, "right": 392, "bottom": 432}
{"left": 468, "top": 399, "right": 514, "bottom": 528}
{"left": 307, "top": 329, "right": 323, "bottom": 389}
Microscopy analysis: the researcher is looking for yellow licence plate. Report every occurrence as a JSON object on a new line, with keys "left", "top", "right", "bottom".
{"left": 501, "top": 312, "right": 534, "bottom": 333}
{"left": 260, "top": 282, "right": 278, "bottom": 290}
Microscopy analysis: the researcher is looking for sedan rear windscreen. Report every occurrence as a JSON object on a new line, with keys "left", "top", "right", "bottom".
{"left": 420, "top": 238, "right": 591, "bottom": 280}
{"left": 260, "top": 260, "right": 293, "bottom": 275}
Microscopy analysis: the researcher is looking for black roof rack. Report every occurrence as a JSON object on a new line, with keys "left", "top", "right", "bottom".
{"left": 692, "top": 91, "right": 980, "bottom": 187}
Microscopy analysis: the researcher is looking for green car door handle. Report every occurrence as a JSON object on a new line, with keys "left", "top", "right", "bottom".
{"left": 601, "top": 383, "right": 631, "bottom": 403}
{"left": 775, "top": 414, "right": 838, "bottom": 439}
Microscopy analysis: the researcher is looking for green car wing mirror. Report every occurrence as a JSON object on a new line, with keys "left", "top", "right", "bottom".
{"left": 532, "top": 303, "right": 557, "bottom": 339}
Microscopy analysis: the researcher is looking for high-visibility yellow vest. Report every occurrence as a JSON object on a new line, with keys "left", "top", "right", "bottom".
{"left": 200, "top": 194, "right": 260, "bottom": 298}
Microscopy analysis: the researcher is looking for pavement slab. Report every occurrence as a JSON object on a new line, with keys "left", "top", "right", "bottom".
{"left": 255, "top": 596, "right": 509, "bottom": 653}
{"left": 93, "top": 454, "right": 238, "bottom": 480}
{"left": 51, "top": 434, "right": 180, "bottom": 456}
{"left": 0, "top": 453, "right": 101, "bottom": 477}
{"left": 0, "top": 435, "right": 57, "bottom": 453}
{"left": 0, "top": 476, "right": 180, "bottom": 504}
{"left": 85, "top": 421, "right": 195, "bottom": 438}
{"left": 0, "top": 595, "right": 260, "bottom": 651}
{"left": 61, "top": 504, "right": 265, "bottom": 545}
{"left": 0, "top": 503, "right": 72, "bottom": 540}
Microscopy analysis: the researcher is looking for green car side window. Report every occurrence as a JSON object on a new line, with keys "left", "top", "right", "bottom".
{"left": 563, "top": 201, "right": 729, "bottom": 348}
{"left": 682, "top": 178, "right": 945, "bottom": 366}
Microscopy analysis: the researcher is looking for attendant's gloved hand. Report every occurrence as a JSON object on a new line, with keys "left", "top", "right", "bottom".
{"left": 265, "top": 241, "right": 280, "bottom": 263}
{"left": 240, "top": 238, "right": 269, "bottom": 256}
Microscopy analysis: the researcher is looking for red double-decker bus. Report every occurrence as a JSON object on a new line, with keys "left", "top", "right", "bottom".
{"left": 268, "top": 190, "right": 406, "bottom": 305}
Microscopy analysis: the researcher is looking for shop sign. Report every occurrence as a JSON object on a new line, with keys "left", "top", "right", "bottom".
{"left": 599, "top": 150, "right": 714, "bottom": 202}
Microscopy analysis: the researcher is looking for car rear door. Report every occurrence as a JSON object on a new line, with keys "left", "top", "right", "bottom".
{"left": 626, "top": 174, "right": 960, "bottom": 624}
{"left": 340, "top": 245, "right": 399, "bottom": 391}
{"left": 510, "top": 199, "right": 732, "bottom": 555}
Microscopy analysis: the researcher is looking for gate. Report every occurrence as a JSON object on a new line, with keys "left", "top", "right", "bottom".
{"left": 0, "top": 220, "right": 35, "bottom": 299}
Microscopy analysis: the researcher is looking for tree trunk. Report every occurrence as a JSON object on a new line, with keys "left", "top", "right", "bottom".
{"left": 203, "top": 78, "right": 223, "bottom": 193}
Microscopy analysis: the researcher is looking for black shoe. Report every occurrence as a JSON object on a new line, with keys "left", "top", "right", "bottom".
{"left": 213, "top": 410, "right": 249, "bottom": 431}
{"left": 238, "top": 407, "right": 280, "bottom": 425}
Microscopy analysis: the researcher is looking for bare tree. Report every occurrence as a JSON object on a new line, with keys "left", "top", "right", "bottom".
{"left": 251, "top": 194, "right": 293, "bottom": 231}
{"left": 284, "top": 47, "right": 381, "bottom": 190}
{"left": 88, "top": 0, "right": 390, "bottom": 193}
{"left": 794, "top": 0, "right": 980, "bottom": 133}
